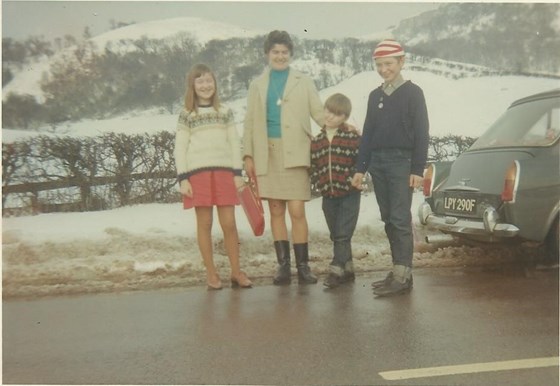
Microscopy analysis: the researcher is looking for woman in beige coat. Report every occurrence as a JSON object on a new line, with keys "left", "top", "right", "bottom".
{"left": 243, "top": 30, "right": 324, "bottom": 285}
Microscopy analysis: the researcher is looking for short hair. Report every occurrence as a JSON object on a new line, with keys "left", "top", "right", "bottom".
{"left": 324, "top": 93, "right": 352, "bottom": 117}
{"left": 184, "top": 63, "right": 220, "bottom": 113}
{"left": 264, "top": 30, "right": 294, "bottom": 55}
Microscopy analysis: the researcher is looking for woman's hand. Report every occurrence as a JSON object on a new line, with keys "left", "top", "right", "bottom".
{"left": 179, "top": 179, "right": 193, "bottom": 197}
{"left": 346, "top": 123, "right": 359, "bottom": 134}
{"left": 234, "top": 176, "right": 245, "bottom": 191}
{"left": 244, "top": 156, "right": 256, "bottom": 179}
{"left": 351, "top": 173, "right": 364, "bottom": 190}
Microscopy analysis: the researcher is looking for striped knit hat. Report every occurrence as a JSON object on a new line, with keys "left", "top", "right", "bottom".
{"left": 373, "top": 39, "right": 405, "bottom": 58}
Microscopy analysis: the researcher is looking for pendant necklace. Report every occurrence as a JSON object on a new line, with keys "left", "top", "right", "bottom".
{"left": 270, "top": 73, "right": 286, "bottom": 106}
{"left": 271, "top": 81, "right": 283, "bottom": 106}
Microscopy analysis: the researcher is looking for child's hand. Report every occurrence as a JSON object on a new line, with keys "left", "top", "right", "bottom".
{"left": 409, "top": 174, "right": 423, "bottom": 189}
{"left": 351, "top": 173, "right": 364, "bottom": 190}
{"left": 179, "top": 180, "right": 193, "bottom": 197}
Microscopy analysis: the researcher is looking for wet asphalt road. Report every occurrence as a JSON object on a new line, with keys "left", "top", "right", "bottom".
{"left": 3, "top": 265, "right": 559, "bottom": 385}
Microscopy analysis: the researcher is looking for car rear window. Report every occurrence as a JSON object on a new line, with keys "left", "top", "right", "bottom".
{"left": 470, "top": 96, "right": 560, "bottom": 150}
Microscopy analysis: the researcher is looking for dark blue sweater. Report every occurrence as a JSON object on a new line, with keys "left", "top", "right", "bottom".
{"left": 356, "top": 81, "right": 429, "bottom": 176}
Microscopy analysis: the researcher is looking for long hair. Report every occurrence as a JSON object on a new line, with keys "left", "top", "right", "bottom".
{"left": 183, "top": 63, "right": 220, "bottom": 113}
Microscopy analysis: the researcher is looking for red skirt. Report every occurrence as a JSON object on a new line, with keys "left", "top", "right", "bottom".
{"left": 182, "top": 170, "right": 240, "bottom": 209}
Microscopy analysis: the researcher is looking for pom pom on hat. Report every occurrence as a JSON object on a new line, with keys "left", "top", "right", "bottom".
{"left": 373, "top": 39, "right": 405, "bottom": 58}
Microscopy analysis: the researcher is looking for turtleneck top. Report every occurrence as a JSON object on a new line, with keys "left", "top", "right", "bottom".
{"left": 266, "top": 68, "right": 289, "bottom": 138}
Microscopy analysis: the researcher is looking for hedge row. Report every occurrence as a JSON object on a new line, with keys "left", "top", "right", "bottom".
{"left": 2, "top": 132, "right": 476, "bottom": 215}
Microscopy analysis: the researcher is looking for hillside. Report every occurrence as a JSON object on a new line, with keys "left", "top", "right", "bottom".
{"left": 394, "top": 3, "right": 560, "bottom": 75}
{"left": 2, "top": 4, "right": 559, "bottom": 131}
{"left": 4, "top": 69, "right": 558, "bottom": 143}
{"left": 90, "top": 16, "right": 266, "bottom": 54}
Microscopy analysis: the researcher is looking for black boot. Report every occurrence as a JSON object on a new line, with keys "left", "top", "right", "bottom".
{"left": 273, "top": 240, "right": 291, "bottom": 285}
{"left": 293, "top": 243, "right": 318, "bottom": 284}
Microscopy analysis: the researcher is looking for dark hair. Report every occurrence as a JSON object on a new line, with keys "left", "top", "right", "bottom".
{"left": 184, "top": 63, "right": 220, "bottom": 113}
{"left": 264, "top": 30, "right": 294, "bottom": 55}
{"left": 324, "top": 93, "right": 352, "bottom": 117}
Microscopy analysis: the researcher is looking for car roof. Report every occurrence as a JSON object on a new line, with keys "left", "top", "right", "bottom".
{"left": 510, "top": 88, "right": 560, "bottom": 108}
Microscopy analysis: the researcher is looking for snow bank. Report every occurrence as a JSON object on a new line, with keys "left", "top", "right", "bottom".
{"left": 2, "top": 192, "right": 527, "bottom": 299}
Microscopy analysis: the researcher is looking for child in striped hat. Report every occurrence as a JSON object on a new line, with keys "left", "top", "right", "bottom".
{"left": 351, "top": 39, "right": 430, "bottom": 297}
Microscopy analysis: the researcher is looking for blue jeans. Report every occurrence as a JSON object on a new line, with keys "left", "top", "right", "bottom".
{"left": 322, "top": 191, "right": 361, "bottom": 269}
{"left": 368, "top": 149, "right": 414, "bottom": 267}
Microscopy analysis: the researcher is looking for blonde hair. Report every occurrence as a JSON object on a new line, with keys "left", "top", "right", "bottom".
{"left": 324, "top": 93, "right": 352, "bottom": 117}
{"left": 184, "top": 63, "right": 220, "bottom": 113}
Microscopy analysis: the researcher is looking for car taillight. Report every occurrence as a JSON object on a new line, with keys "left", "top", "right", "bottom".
{"left": 423, "top": 164, "right": 434, "bottom": 197}
{"left": 501, "top": 161, "right": 518, "bottom": 202}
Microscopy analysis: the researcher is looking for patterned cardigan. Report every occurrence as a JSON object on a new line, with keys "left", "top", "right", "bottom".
{"left": 174, "top": 106, "right": 243, "bottom": 183}
{"left": 310, "top": 124, "right": 361, "bottom": 198}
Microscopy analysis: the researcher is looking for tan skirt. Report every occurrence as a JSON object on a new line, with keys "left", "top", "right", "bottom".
{"left": 257, "top": 139, "right": 311, "bottom": 201}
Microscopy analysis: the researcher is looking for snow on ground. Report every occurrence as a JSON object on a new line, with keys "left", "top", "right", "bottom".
{"left": 2, "top": 191, "right": 531, "bottom": 300}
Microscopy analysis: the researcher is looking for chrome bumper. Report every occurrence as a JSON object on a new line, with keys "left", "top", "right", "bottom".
{"left": 418, "top": 201, "right": 520, "bottom": 238}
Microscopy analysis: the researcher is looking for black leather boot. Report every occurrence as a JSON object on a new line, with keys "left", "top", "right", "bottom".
{"left": 273, "top": 240, "right": 291, "bottom": 285}
{"left": 293, "top": 243, "right": 317, "bottom": 284}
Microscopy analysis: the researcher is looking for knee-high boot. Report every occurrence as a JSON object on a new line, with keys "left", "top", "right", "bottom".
{"left": 293, "top": 243, "right": 318, "bottom": 284}
{"left": 273, "top": 240, "right": 291, "bottom": 285}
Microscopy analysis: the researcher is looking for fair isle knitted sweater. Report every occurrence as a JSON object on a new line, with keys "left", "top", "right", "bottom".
{"left": 310, "top": 124, "right": 361, "bottom": 198}
{"left": 174, "top": 106, "right": 243, "bottom": 182}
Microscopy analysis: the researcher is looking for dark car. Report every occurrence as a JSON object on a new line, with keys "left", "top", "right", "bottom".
{"left": 418, "top": 89, "right": 560, "bottom": 262}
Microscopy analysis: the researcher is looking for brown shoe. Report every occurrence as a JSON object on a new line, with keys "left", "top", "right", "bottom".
{"left": 207, "top": 273, "right": 223, "bottom": 290}
{"left": 231, "top": 271, "right": 253, "bottom": 288}
{"left": 371, "top": 271, "right": 393, "bottom": 288}
{"left": 373, "top": 276, "right": 413, "bottom": 297}
{"left": 323, "top": 272, "right": 343, "bottom": 289}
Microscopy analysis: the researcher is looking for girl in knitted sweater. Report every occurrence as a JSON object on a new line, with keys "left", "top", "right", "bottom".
{"left": 174, "top": 64, "right": 252, "bottom": 290}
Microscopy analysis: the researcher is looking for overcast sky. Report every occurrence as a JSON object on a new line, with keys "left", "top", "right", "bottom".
{"left": 2, "top": 1, "right": 440, "bottom": 41}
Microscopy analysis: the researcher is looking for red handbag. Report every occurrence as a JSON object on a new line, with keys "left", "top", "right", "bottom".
{"left": 238, "top": 176, "right": 265, "bottom": 236}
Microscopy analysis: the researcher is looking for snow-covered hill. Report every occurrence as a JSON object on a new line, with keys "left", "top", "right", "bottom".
{"left": 2, "top": 17, "right": 266, "bottom": 101}
{"left": 3, "top": 68, "right": 558, "bottom": 144}
{"left": 2, "top": 11, "right": 559, "bottom": 138}
{"left": 394, "top": 3, "right": 560, "bottom": 75}
{"left": 91, "top": 16, "right": 266, "bottom": 53}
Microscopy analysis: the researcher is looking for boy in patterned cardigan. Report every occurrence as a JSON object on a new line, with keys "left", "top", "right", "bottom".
{"left": 310, "top": 93, "right": 362, "bottom": 288}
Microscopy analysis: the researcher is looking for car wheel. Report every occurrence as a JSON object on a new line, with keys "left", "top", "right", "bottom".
{"left": 543, "top": 216, "right": 559, "bottom": 265}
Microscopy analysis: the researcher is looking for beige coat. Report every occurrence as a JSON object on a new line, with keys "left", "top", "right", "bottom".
{"left": 243, "top": 67, "right": 324, "bottom": 176}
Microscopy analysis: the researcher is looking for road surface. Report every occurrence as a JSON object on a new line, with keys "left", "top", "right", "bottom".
{"left": 3, "top": 265, "right": 558, "bottom": 385}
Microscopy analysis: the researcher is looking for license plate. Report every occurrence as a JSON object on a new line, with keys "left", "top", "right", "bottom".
{"left": 443, "top": 196, "right": 477, "bottom": 213}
